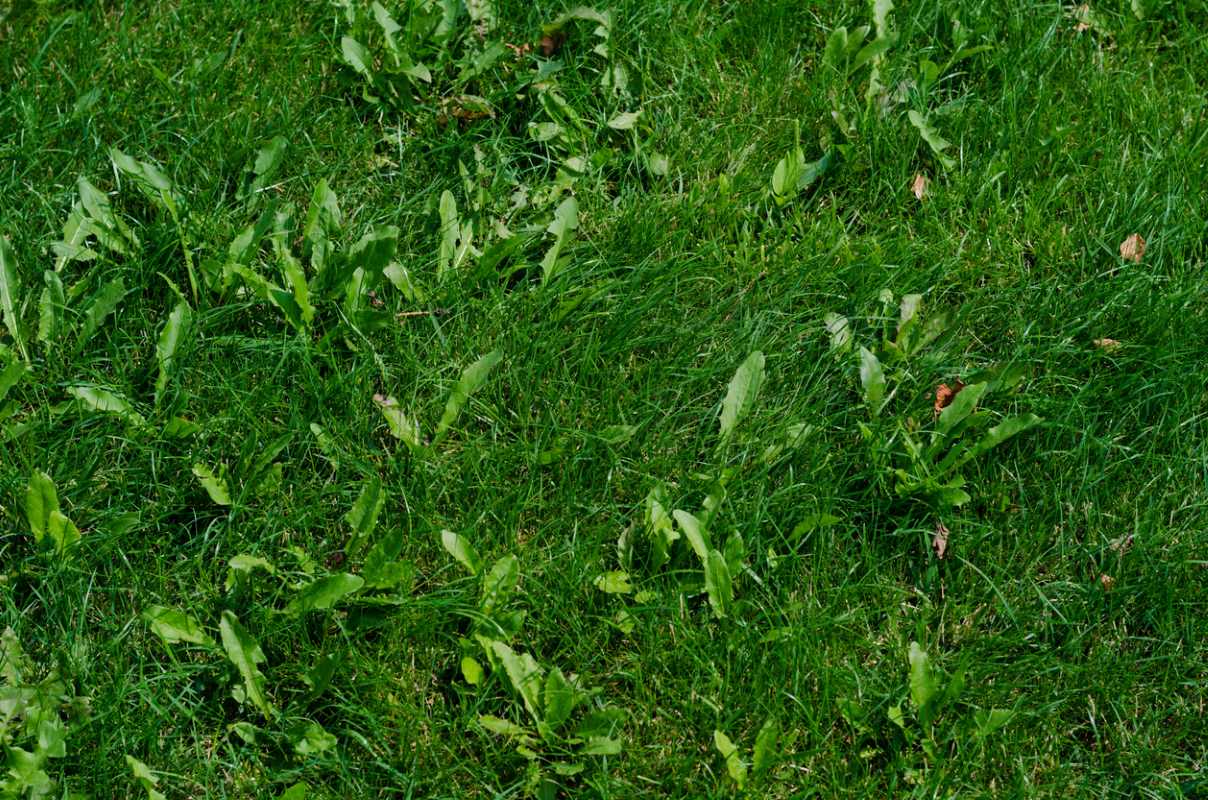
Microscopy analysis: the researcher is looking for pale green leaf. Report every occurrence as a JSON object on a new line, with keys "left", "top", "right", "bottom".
{"left": 908, "top": 110, "right": 957, "bottom": 170}
{"left": 753, "top": 717, "right": 780, "bottom": 774}
{"left": 192, "top": 462, "right": 231, "bottom": 506}
{"left": 373, "top": 393, "right": 423, "bottom": 452}
{"left": 490, "top": 641, "right": 544, "bottom": 723}
{"left": 69, "top": 384, "right": 146, "bottom": 426}
{"left": 606, "top": 110, "right": 641, "bottom": 130}
{"left": 857, "top": 346, "right": 886, "bottom": 414}
{"left": 344, "top": 476, "right": 384, "bottom": 555}
{"left": 25, "top": 470, "right": 59, "bottom": 545}
{"left": 714, "top": 730, "right": 746, "bottom": 788}
{"left": 0, "top": 235, "right": 28, "bottom": 361}
{"left": 593, "top": 571, "right": 632, "bottom": 594}
{"left": 673, "top": 509, "right": 710, "bottom": 562}
{"left": 219, "top": 610, "right": 274, "bottom": 718}
{"left": 481, "top": 554, "right": 520, "bottom": 614}
{"left": 154, "top": 300, "right": 192, "bottom": 405}
{"left": 126, "top": 755, "right": 166, "bottom": 800}
{"left": 435, "top": 349, "right": 502, "bottom": 440}
{"left": 703, "top": 548, "right": 732, "bottom": 618}
{"left": 37, "top": 270, "right": 65, "bottom": 344}
{"left": 540, "top": 197, "right": 579, "bottom": 284}
{"left": 441, "top": 529, "right": 482, "bottom": 575}
{"left": 719, "top": 350, "right": 765, "bottom": 439}
{"left": 287, "top": 574, "right": 364, "bottom": 615}
{"left": 461, "top": 656, "right": 484, "bottom": 685}
{"left": 78, "top": 277, "right": 128, "bottom": 344}
{"left": 543, "top": 666, "right": 576, "bottom": 731}
{"left": 143, "top": 605, "right": 210, "bottom": 645}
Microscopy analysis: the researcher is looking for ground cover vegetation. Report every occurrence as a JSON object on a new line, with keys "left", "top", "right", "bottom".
{"left": 1, "top": 0, "right": 1206, "bottom": 797}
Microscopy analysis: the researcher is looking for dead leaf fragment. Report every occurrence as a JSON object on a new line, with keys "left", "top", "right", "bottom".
{"left": 933, "top": 521, "right": 950, "bottom": 559}
{"left": 1093, "top": 338, "right": 1121, "bottom": 351}
{"left": 540, "top": 32, "right": 565, "bottom": 56}
{"left": 1099, "top": 573, "right": 1115, "bottom": 590}
{"left": 1119, "top": 233, "right": 1145, "bottom": 263}
{"left": 911, "top": 174, "right": 929, "bottom": 201}
{"left": 934, "top": 380, "right": 966, "bottom": 415}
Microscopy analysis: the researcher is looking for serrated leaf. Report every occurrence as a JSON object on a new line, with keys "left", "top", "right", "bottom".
{"left": 219, "top": 611, "right": 274, "bottom": 718}
{"left": 581, "top": 736, "right": 622, "bottom": 756}
{"left": 287, "top": 574, "right": 364, "bottom": 615}
{"left": 491, "top": 641, "right": 544, "bottom": 723}
{"left": 373, "top": 393, "right": 422, "bottom": 452}
{"left": 78, "top": 277, "right": 128, "bottom": 344}
{"left": 461, "top": 656, "right": 484, "bottom": 685}
{"left": 291, "top": 722, "right": 337, "bottom": 755}
{"left": 37, "top": 270, "right": 65, "bottom": 345}
{"left": 908, "top": 110, "right": 956, "bottom": 170}
{"left": 192, "top": 463, "right": 231, "bottom": 506}
{"left": 543, "top": 667, "right": 576, "bottom": 731}
{"left": 703, "top": 549, "right": 732, "bottom": 618}
{"left": 974, "top": 707, "right": 1015, "bottom": 739}
{"left": 143, "top": 605, "right": 210, "bottom": 645}
{"left": 593, "top": 571, "right": 632, "bottom": 594}
{"left": 441, "top": 529, "right": 482, "bottom": 575}
{"left": 936, "top": 381, "right": 988, "bottom": 437}
{"left": 481, "top": 554, "right": 519, "bottom": 614}
{"left": 540, "top": 197, "right": 579, "bottom": 284}
{"left": 126, "top": 755, "right": 166, "bottom": 800}
{"left": 719, "top": 350, "right": 764, "bottom": 439}
{"left": 154, "top": 300, "right": 192, "bottom": 405}
{"left": 714, "top": 730, "right": 746, "bottom": 788}
{"left": 344, "top": 476, "right": 384, "bottom": 555}
{"left": 606, "top": 110, "right": 641, "bottom": 130}
{"left": 0, "top": 356, "right": 26, "bottom": 403}
{"left": 69, "top": 384, "right": 146, "bottom": 426}
{"left": 435, "top": 349, "right": 502, "bottom": 441}
{"left": 0, "top": 235, "right": 28, "bottom": 361}
{"left": 908, "top": 641, "right": 939, "bottom": 715}
{"left": 478, "top": 715, "right": 531, "bottom": 738}
{"left": 753, "top": 717, "right": 780, "bottom": 774}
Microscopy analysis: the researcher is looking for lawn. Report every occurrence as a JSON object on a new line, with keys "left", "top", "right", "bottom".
{"left": 1, "top": 0, "right": 1206, "bottom": 797}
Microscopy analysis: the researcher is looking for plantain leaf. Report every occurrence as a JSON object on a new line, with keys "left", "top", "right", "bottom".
{"left": 673, "top": 509, "right": 710, "bottom": 562}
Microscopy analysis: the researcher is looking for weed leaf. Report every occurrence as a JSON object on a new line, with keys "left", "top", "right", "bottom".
{"left": 219, "top": 611, "right": 274, "bottom": 718}
{"left": 192, "top": 463, "right": 232, "bottom": 506}
{"left": 143, "top": 605, "right": 210, "bottom": 645}
{"left": 491, "top": 641, "right": 544, "bottom": 723}
{"left": 79, "top": 278, "right": 128, "bottom": 344}
{"left": 154, "top": 300, "right": 192, "bottom": 405}
{"left": 373, "top": 393, "right": 423, "bottom": 451}
{"left": 713, "top": 730, "right": 746, "bottom": 789}
{"left": 441, "top": 529, "right": 482, "bottom": 575}
{"left": 69, "top": 384, "right": 146, "bottom": 427}
{"left": 0, "top": 236, "right": 28, "bottom": 361}
{"left": 908, "top": 110, "right": 956, "bottom": 170}
{"left": 753, "top": 717, "right": 780, "bottom": 774}
{"left": 481, "top": 555, "right": 520, "bottom": 614}
{"left": 719, "top": 350, "right": 765, "bottom": 439}
{"left": 540, "top": 197, "right": 579, "bottom": 284}
{"left": 126, "top": 755, "right": 166, "bottom": 800}
{"left": 673, "top": 510, "right": 710, "bottom": 562}
{"left": 344, "top": 476, "right": 385, "bottom": 555}
{"left": 703, "top": 549, "right": 732, "bottom": 618}
{"left": 435, "top": 349, "right": 502, "bottom": 440}
{"left": 857, "top": 347, "right": 886, "bottom": 414}
{"left": 287, "top": 574, "right": 365, "bottom": 615}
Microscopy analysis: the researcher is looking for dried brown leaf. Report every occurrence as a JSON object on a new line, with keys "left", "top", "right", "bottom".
{"left": 1093, "top": 338, "right": 1121, "bottom": 351}
{"left": 933, "top": 380, "right": 966, "bottom": 415}
{"left": 1119, "top": 233, "right": 1145, "bottom": 263}
{"left": 933, "top": 521, "right": 950, "bottom": 560}
{"left": 1099, "top": 573, "right": 1115, "bottom": 590}
{"left": 911, "top": 174, "right": 929, "bottom": 201}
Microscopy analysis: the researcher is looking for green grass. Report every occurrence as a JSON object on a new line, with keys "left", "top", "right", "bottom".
{"left": 2, "top": 0, "right": 1207, "bottom": 797}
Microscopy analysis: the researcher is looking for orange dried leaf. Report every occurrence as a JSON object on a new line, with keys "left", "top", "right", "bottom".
{"left": 911, "top": 174, "right": 929, "bottom": 201}
{"left": 1119, "top": 233, "right": 1145, "bottom": 263}
{"left": 933, "top": 522, "right": 950, "bottom": 560}
{"left": 933, "top": 380, "right": 965, "bottom": 415}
